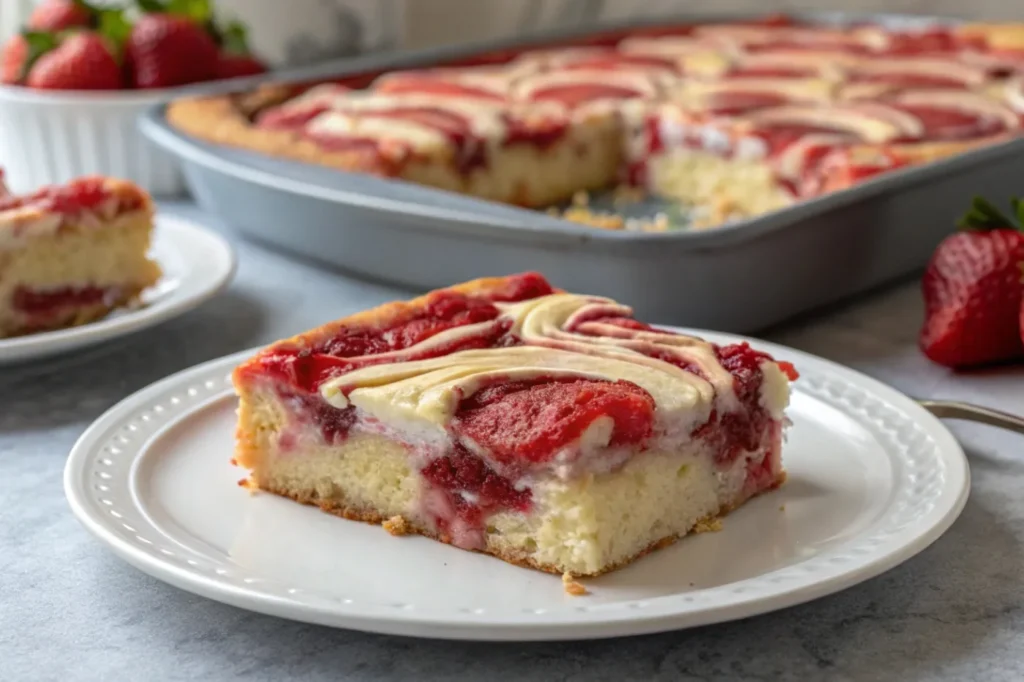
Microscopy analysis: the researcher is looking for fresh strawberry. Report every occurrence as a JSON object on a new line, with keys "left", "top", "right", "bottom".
{"left": 212, "top": 20, "right": 265, "bottom": 80}
{"left": 126, "top": 13, "right": 218, "bottom": 88}
{"left": 26, "top": 31, "right": 122, "bottom": 90}
{"left": 920, "top": 196, "right": 1024, "bottom": 368}
{"left": 0, "top": 35, "right": 29, "bottom": 85}
{"left": 215, "top": 53, "right": 265, "bottom": 79}
{"left": 28, "top": 0, "right": 94, "bottom": 31}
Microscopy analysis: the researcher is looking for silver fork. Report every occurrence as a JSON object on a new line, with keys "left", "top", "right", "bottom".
{"left": 917, "top": 400, "right": 1024, "bottom": 436}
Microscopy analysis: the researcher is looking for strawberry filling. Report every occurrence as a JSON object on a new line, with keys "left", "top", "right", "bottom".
{"left": 0, "top": 177, "right": 130, "bottom": 216}
{"left": 420, "top": 442, "right": 532, "bottom": 545}
{"left": 726, "top": 65, "right": 821, "bottom": 78}
{"left": 744, "top": 40, "right": 868, "bottom": 54}
{"left": 451, "top": 377, "right": 656, "bottom": 465}
{"left": 557, "top": 53, "right": 680, "bottom": 73}
{"left": 880, "top": 30, "right": 963, "bottom": 55}
{"left": 526, "top": 83, "right": 646, "bottom": 108}
{"left": 892, "top": 105, "right": 1007, "bottom": 141}
{"left": 374, "top": 77, "right": 507, "bottom": 102}
{"left": 753, "top": 124, "right": 859, "bottom": 155}
{"left": 12, "top": 284, "right": 116, "bottom": 316}
{"left": 257, "top": 105, "right": 331, "bottom": 131}
{"left": 848, "top": 71, "right": 971, "bottom": 89}
{"left": 706, "top": 91, "right": 790, "bottom": 116}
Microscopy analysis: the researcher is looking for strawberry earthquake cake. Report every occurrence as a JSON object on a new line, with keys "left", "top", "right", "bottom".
{"left": 232, "top": 273, "right": 797, "bottom": 575}
{"left": 168, "top": 16, "right": 1024, "bottom": 229}
{"left": 0, "top": 176, "right": 160, "bottom": 338}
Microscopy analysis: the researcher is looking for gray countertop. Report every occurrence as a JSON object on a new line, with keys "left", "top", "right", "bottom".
{"left": 3, "top": 203, "right": 1023, "bottom": 682}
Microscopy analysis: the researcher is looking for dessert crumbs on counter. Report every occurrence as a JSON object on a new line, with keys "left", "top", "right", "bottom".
{"left": 562, "top": 572, "right": 589, "bottom": 597}
{"left": 779, "top": 504, "right": 786, "bottom": 512}
{"left": 229, "top": 457, "right": 237, "bottom": 466}
{"left": 383, "top": 515, "right": 410, "bottom": 536}
{"left": 693, "top": 517, "right": 723, "bottom": 534}
{"left": 613, "top": 185, "right": 647, "bottom": 207}
{"left": 559, "top": 206, "right": 626, "bottom": 230}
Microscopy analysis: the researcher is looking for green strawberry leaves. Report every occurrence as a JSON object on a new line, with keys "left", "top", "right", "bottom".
{"left": 136, "top": 0, "right": 212, "bottom": 23}
{"left": 216, "top": 20, "right": 249, "bottom": 55}
{"left": 71, "top": 0, "right": 103, "bottom": 15}
{"left": 135, "top": 0, "right": 253, "bottom": 53}
{"left": 958, "top": 196, "right": 1024, "bottom": 233}
{"left": 19, "top": 30, "right": 60, "bottom": 80}
{"left": 97, "top": 8, "right": 132, "bottom": 60}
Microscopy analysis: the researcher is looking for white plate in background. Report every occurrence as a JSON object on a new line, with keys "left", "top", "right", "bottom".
{"left": 0, "top": 214, "right": 235, "bottom": 365}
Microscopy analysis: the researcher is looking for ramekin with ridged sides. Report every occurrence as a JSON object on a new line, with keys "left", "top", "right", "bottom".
{"left": 0, "top": 85, "right": 185, "bottom": 196}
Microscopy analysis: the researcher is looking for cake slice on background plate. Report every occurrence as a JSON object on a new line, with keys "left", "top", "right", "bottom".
{"left": 232, "top": 273, "right": 797, "bottom": 577}
{"left": 0, "top": 175, "right": 161, "bottom": 338}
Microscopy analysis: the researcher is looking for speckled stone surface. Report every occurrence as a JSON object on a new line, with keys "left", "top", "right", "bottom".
{"left": 2, "top": 203, "right": 1023, "bottom": 682}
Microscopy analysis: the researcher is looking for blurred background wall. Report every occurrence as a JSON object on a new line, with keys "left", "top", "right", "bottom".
{"left": 404, "top": 0, "right": 1024, "bottom": 48}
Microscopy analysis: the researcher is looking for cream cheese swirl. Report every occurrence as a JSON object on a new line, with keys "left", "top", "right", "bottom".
{"left": 318, "top": 293, "right": 767, "bottom": 436}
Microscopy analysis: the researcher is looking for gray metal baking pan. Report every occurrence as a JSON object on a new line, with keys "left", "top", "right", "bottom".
{"left": 141, "top": 12, "right": 1024, "bottom": 333}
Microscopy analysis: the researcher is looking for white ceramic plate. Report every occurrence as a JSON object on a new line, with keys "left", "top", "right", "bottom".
{"left": 64, "top": 332, "right": 969, "bottom": 641}
{"left": 0, "top": 214, "right": 235, "bottom": 365}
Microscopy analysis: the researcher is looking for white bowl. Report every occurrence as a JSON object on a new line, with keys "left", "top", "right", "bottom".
{"left": 0, "top": 85, "right": 185, "bottom": 196}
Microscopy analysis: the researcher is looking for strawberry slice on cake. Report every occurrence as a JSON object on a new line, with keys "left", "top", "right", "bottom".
{"left": 232, "top": 273, "right": 796, "bottom": 576}
{"left": 0, "top": 175, "right": 160, "bottom": 338}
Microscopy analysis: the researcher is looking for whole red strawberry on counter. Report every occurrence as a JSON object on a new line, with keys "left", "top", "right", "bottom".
{"left": 920, "top": 196, "right": 1024, "bottom": 368}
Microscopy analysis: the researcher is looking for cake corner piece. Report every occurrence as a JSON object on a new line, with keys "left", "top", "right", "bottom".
{"left": 0, "top": 175, "right": 161, "bottom": 339}
{"left": 232, "top": 272, "right": 797, "bottom": 576}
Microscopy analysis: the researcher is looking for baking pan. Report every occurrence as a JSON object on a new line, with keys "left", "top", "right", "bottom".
{"left": 140, "top": 12, "right": 1024, "bottom": 332}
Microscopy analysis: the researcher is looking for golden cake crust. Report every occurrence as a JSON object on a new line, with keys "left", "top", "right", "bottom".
{"left": 166, "top": 94, "right": 390, "bottom": 175}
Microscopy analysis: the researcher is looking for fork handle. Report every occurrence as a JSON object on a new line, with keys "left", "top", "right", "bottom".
{"left": 918, "top": 400, "right": 1024, "bottom": 436}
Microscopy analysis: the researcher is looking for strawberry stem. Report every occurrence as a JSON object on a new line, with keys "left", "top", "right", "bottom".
{"left": 957, "top": 196, "right": 1024, "bottom": 232}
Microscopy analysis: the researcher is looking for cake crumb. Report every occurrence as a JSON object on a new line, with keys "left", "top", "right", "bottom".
{"left": 562, "top": 572, "right": 589, "bottom": 597}
{"left": 229, "top": 457, "right": 237, "bottom": 466}
{"left": 693, "top": 517, "right": 723, "bottom": 534}
{"left": 559, "top": 206, "right": 625, "bottom": 230}
{"left": 779, "top": 504, "right": 786, "bottom": 512}
{"left": 383, "top": 515, "right": 410, "bottom": 536}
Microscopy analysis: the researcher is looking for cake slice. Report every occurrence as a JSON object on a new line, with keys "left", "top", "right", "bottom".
{"left": 0, "top": 176, "right": 160, "bottom": 338}
{"left": 232, "top": 273, "right": 797, "bottom": 576}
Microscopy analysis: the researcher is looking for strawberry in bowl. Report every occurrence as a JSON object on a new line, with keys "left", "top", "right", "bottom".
{"left": 920, "top": 196, "right": 1024, "bottom": 368}
{"left": 0, "top": 0, "right": 267, "bottom": 195}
